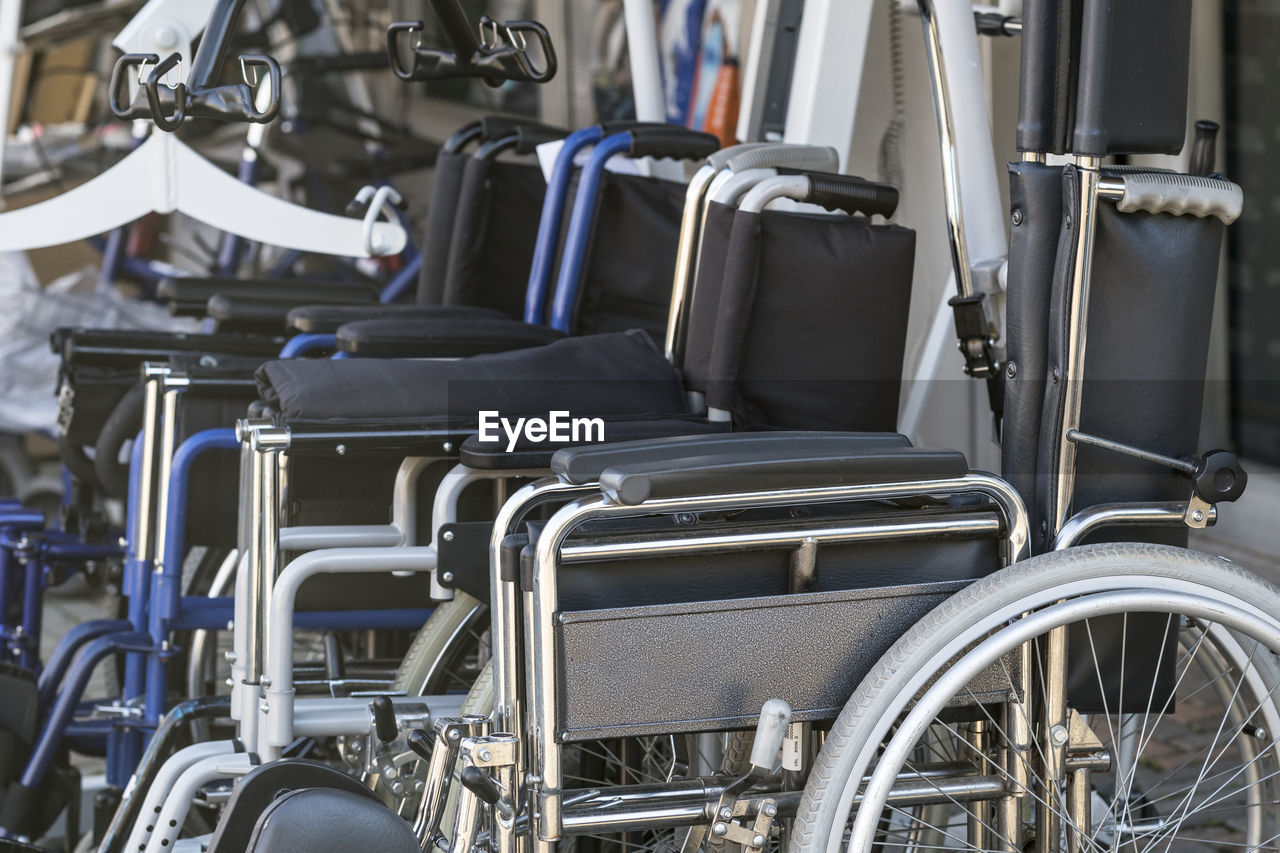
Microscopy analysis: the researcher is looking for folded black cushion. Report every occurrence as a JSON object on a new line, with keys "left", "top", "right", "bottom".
{"left": 255, "top": 329, "right": 690, "bottom": 428}
{"left": 287, "top": 303, "right": 510, "bottom": 334}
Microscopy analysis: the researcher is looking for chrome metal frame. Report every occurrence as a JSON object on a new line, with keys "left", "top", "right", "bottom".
{"left": 524, "top": 473, "right": 1029, "bottom": 842}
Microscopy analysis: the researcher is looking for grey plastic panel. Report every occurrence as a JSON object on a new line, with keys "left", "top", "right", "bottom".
{"left": 556, "top": 580, "right": 1015, "bottom": 740}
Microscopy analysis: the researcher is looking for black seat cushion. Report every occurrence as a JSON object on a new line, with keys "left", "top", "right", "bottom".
{"left": 246, "top": 788, "right": 419, "bottom": 853}
{"left": 287, "top": 303, "right": 510, "bottom": 334}
{"left": 255, "top": 329, "right": 689, "bottom": 428}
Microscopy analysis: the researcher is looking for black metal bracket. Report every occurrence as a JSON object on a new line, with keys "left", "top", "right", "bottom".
{"left": 108, "top": 0, "right": 281, "bottom": 130}
{"left": 387, "top": 0, "right": 557, "bottom": 86}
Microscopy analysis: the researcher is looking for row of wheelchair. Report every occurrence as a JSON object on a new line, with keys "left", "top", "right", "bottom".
{"left": 0, "top": 1, "right": 1273, "bottom": 852}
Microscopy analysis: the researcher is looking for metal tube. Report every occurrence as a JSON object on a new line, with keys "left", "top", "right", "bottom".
{"left": 917, "top": 0, "right": 975, "bottom": 300}
{"left": 1035, "top": 626, "right": 1068, "bottom": 853}
{"left": 1053, "top": 502, "right": 1214, "bottom": 551}
{"left": 530, "top": 474, "right": 1030, "bottom": 840}
{"left": 664, "top": 163, "right": 716, "bottom": 363}
{"left": 560, "top": 513, "right": 1000, "bottom": 563}
{"left": 1051, "top": 158, "right": 1103, "bottom": 534}
{"left": 621, "top": 0, "right": 666, "bottom": 121}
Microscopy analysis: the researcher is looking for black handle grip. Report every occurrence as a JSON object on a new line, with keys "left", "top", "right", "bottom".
{"left": 479, "top": 117, "right": 568, "bottom": 145}
{"left": 515, "top": 123, "right": 569, "bottom": 154}
{"left": 627, "top": 127, "right": 720, "bottom": 161}
{"left": 1190, "top": 119, "right": 1219, "bottom": 177}
{"left": 599, "top": 120, "right": 675, "bottom": 136}
{"left": 460, "top": 766, "right": 502, "bottom": 806}
{"left": 371, "top": 695, "right": 398, "bottom": 743}
{"left": 407, "top": 729, "right": 434, "bottom": 761}
{"left": 804, "top": 173, "right": 899, "bottom": 219}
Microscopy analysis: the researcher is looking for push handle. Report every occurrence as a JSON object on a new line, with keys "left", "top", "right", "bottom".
{"left": 749, "top": 699, "right": 793, "bottom": 772}
{"left": 803, "top": 173, "right": 900, "bottom": 219}
{"left": 515, "top": 123, "right": 570, "bottom": 155}
{"left": 1113, "top": 173, "right": 1243, "bottom": 224}
{"left": 1189, "top": 119, "right": 1220, "bottom": 177}
{"left": 627, "top": 127, "right": 721, "bottom": 160}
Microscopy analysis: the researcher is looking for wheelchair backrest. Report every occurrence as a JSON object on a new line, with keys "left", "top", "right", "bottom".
{"left": 1002, "top": 0, "right": 1219, "bottom": 554}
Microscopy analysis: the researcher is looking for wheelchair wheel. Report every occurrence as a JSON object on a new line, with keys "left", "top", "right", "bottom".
{"left": 793, "top": 543, "right": 1280, "bottom": 853}
{"left": 392, "top": 592, "right": 489, "bottom": 696}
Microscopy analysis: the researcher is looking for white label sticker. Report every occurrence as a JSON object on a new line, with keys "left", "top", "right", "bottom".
{"left": 780, "top": 722, "right": 803, "bottom": 771}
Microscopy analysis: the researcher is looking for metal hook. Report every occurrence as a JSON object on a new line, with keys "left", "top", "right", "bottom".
{"left": 356, "top": 185, "right": 406, "bottom": 256}
{"left": 240, "top": 56, "right": 260, "bottom": 87}
{"left": 479, "top": 17, "right": 501, "bottom": 50}
{"left": 505, "top": 26, "right": 527, "bottom": 51}
{"left": 136, "top": 57, "right": 152, "bottom": 85}
{"left": 160, "top": 57, "right": 182, "bottom": 89}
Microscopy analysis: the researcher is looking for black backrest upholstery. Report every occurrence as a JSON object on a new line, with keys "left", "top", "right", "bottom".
{"left": 1072, "top": 0, "right": 1193, "bottom": 156}
{"left": 441, "top": 158, "right": 548, "bottom": 318}
{"left": 682, "top": 196, "right": 915, "bottom": 432}
{"left": 1016, "top": 0, "right": 1080, "bottom": 154}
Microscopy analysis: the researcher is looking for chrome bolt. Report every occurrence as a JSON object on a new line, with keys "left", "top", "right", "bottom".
{"left": 442, "top": 530, "right": 454, "bottom": 542}
{"left": 1011, "top": 208, "right": 1024, "bottom": 226}
{"left": 478, "top": 748, "right": 493, "bottom": 762}
{"left": 1050, "top": 724, "right": 1068, "bottom": 746}
{"left": 753, "top": 835, "right": 767, "bottom": 848}
{"left": 762, "top": 803, "right": 777, "bottom": 818}
{"left": 261, "top": 676, "right": 271, "bottom": 687}
{"left": 719, "top": 807, "right": 733, "bottom": 820}
{"left": 1191, "top": 509, "right": 1206, "bottom": 523}
{"left": 224, "top": 650, "right": 237, "bottom": 662}
{"left": 712, "top": 823, "right": 728, "bottom": 837}
{"left": 441, "top": 572, "right": 454, "bottom": 583}
{"left": 443, "top": 442, "right": 454, "bottom": 453}
{"left": 336, "top": 444, "right": 346, "bottom": 456}
{"left": 259, "top": 700, "right": 269, "bottom": 713}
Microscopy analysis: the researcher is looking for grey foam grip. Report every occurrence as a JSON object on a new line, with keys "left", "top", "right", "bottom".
{"left": 707, "top": 143, "right": 770, "bottom": 171}
{"left": 722, "top": 144, "right": 839, "bottom": 174}
{"left": 1116, "top": 173, "right": 1243, "bottom": 224}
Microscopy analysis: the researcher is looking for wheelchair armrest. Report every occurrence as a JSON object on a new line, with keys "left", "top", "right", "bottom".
{"left": 207, "top": 292, "right": 378, "bottom": 334}
{"left": 54, "top": 327, "right": 285, "bottom": 367}
{"left": 160, "top": 277, "right": 380, "bottom": 316}
{"left": 550, "top": 431, "right": 914, "bottom": 486}
{"left": 288, "top": 303, "right": 510, "bottom": 334}
{"left": 596, "top": 445, "right": 970, "bottom": 506}
{"left": 459, "top": 417, "right": 728, "bottom": 470}
{"left": 335, "top": 318, "right": 564, "bottom": 358}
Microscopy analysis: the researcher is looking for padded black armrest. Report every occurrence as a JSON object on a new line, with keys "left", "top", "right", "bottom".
{"left": 459, "top": 416, "right": 728, "bottom": 470}
{"left": 160, "top": 277, "right": 379, "bottom": 316}
{"left": 208, "top": 292, "right": 379, "bottom": 334}
{"left": 54, "top": 327, "right": 285, "bottom": 367}
{"left": 551, "top": 431, "right": 913, "bottom": 485}
{"left": 597, "top": 445, "right": 970, "bottom": 506}
{"left": 335, "top": 318, "right": 565, "bottom": 358}
{"left": 287, "top": 303, "right": 510, "bottom": 334}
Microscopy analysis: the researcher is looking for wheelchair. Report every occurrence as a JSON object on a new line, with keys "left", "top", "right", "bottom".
{"left": 204, "top": 2, "right": 1264, "bottom": 853}
{"left": 2, "top": 1, "right": 1271, "bottom": 853}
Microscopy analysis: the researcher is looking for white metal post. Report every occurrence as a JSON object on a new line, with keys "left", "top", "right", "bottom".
{"left": 781, "top": 0, "right": 875, "bottom": 169}
{"left": 622, "top": 0, "right": 666, "bottom": 122}
{"left": 0, "top": 0, "right": 22, "bottom": 203}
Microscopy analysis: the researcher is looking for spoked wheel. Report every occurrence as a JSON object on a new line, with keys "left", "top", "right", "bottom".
{"left": 793, "top": 544, "right": 1280, "bottom": 853}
